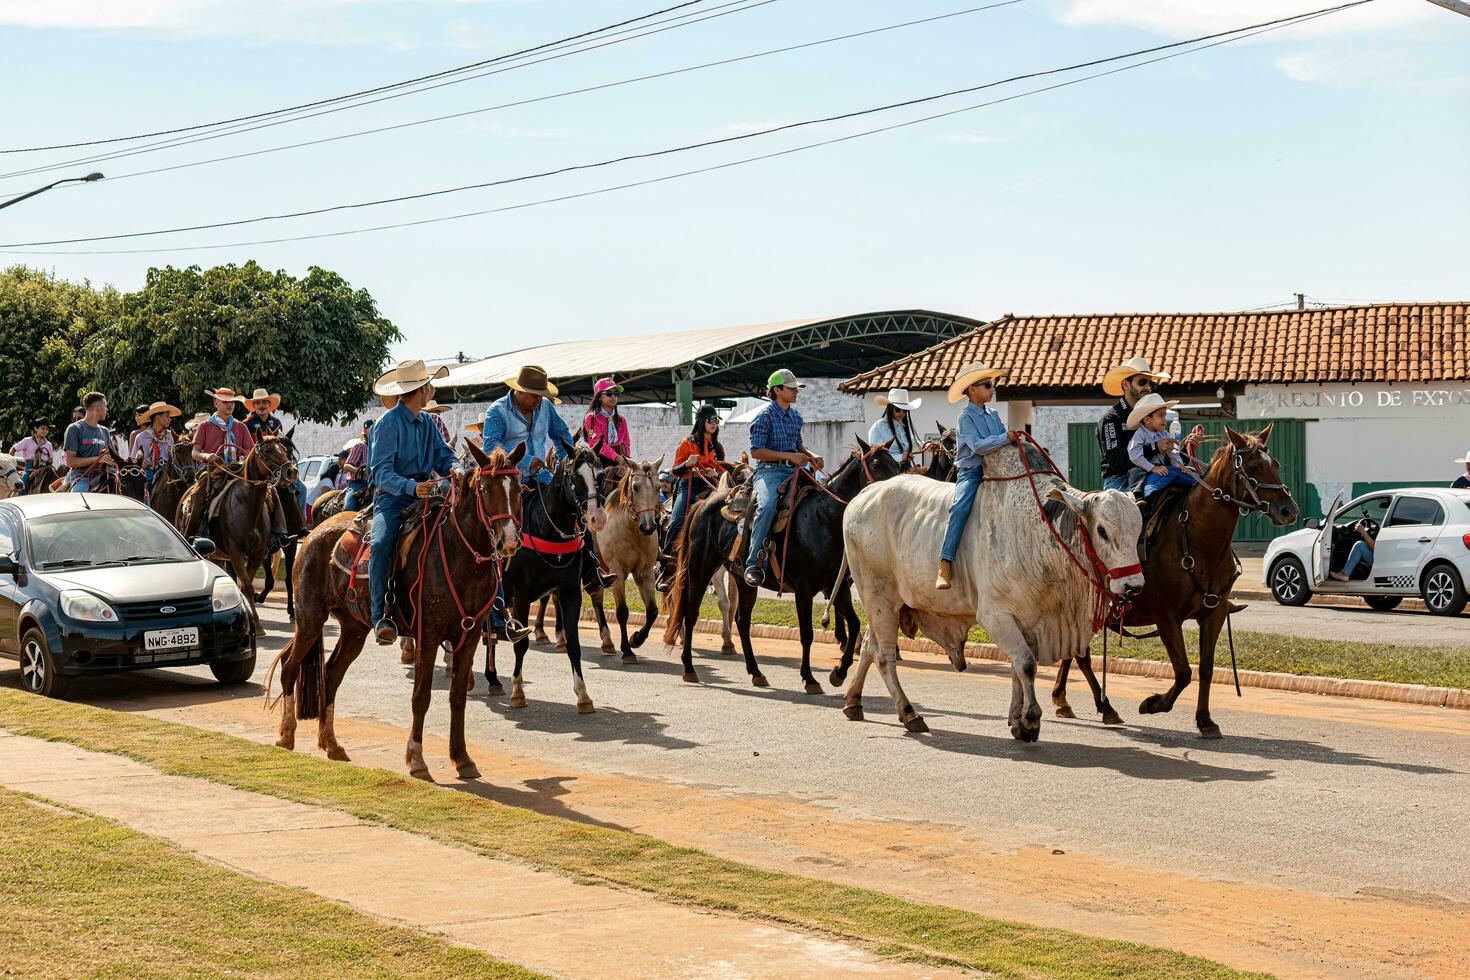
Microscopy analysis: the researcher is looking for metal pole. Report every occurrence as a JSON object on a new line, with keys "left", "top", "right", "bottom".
{"left": 1424, "top": 0, "right": 1470, "bottom": 17}
{"left": 0, "top": 172, "right": 104, "bottom": 212}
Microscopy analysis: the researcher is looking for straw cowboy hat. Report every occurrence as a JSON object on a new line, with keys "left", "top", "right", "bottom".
{"left": 423, "top": 400, "right": 452, "bottom": 414}
{"left": 464, "top": 420, "right": 484, "bottom": 433}
{"left": 1125, "top": 392, "right": 1180, "bottom": 430}
{"left": 246, "top": 388, "right": 281, "bottom": 412}
{"left": 135, "top": 401, "right": 182, "bottom": 426}
{"left": 874, "top": 387, "right": 922, "bottom": 411}
{"left": 374, "top": 359, "right": 449, "bottom": 408}
{"left": 183, "top": 412, "right": 210, "bottom": 432}
{"left": 947, "top": 362, "right": 1007, "bottom": 403}
{"left": 1103, "top": 357, "right": 1171, "bottom": 397}
{"left": 1454, "top": 450, "right": 1470, "bottom": 465}
{"left": 505, "top": 365, "right": 560, "bottom": 404}
{"left": 203, "top": 386, "right": 247, "bottom": 404}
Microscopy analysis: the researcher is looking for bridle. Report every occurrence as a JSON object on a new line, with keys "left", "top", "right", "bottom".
{"left": 618, "top": 466, "right": 661, "bottom": 528}
{"left": 1208, "top": 443, "right": 1288, "bottom": 516}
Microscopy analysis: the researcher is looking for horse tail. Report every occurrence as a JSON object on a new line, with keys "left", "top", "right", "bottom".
{"left": 820, "top": 552, "right": 850, "bottom": 630}
{"left": 285, "top": 635, "right": 326, "bottom": 721}
{"left": 660, "top": 498, "right": 707, "bottom": 648}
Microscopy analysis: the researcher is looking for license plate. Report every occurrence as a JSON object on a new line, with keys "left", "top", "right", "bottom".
{"left": 144, "top": 627, "right": 200, "bottom": 652}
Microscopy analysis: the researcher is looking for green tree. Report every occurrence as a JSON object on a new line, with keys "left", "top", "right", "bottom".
{"left": 86, "top": 261, "right": 401, "bottom": 424}
{"left": 0, "top": 265, "right": 119, "bottom": 440}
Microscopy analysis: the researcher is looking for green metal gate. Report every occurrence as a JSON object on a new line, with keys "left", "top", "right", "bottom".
{"left": 1065, "top": 419, "right": 1307, "bottom": 542}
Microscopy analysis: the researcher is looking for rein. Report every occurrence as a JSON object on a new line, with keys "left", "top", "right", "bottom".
{"left": 770, "top": 443, "right": 887, "bottom": 595}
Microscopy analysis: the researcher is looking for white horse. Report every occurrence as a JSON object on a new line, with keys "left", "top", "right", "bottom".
{"left": 0, "top": 454, "right": 26, "bottom": 498}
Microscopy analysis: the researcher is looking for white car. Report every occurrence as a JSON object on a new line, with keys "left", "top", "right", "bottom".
{"left": 1263, "top": 487, "right": 1470, "bottom": 615}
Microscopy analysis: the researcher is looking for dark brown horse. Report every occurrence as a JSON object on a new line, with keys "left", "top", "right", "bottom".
{"left": 269, "top": 443, "right": 523, "bottom": 778}
{"left": 148, "top": 440, "right": 197, "bottom": 525}
{"left": 1051, "top": 425, "right": 1298, "bottom": 738}
{"left": 22, "top": 460, "right": 59, "bottom": 494}
{"left": 176, "top": 438, "right": 294, "bottom": 629}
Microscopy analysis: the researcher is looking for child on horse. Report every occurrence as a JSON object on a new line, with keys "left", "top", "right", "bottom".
{"left": 744, "top": 369, "right": 824, "bottom": 587}
{"left": 583, "top": 377, "right": 631, "bottom": 469}
{"left": 11, "top": 418, "right": 55, "bottom": 483}
{"left": 1126, "top": 393, "right": 1197, "bottom": 501}
{"left": 63, "top": 392, "right": 114, "bottom": 492}
{"left": 185, "top": 386, "right": 287, "bottom": 549}
{"left": 936, "top": 362, "right": 1017, "bottom": 591}
{"left": 365, "top": 360, "right": 463, "bottom": 645}
{"left": 133, "top": 401, "right": 182, "bottom": 487}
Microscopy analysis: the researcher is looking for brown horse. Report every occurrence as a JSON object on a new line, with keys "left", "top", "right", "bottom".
{"left": 589, "top": 456, "right": 664, "bottom": 660}
{"left": 176, "top": 438, "right": 293, "bottom": 629}
{"left": 21, "top": 460, "right": 59, "bottom": 495}
{"left": 269, "top": 443, "right": 523, "bottom": 778}
{"left": 149, "top": 440, "right": 197, "bottom": 525}
{"left": 1051, "top": 425, "right": 1298, "bottom": 738}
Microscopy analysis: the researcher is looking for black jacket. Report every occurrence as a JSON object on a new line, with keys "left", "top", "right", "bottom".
{"left": 1096, "top": 398, "right": 1133, "bottom": 481}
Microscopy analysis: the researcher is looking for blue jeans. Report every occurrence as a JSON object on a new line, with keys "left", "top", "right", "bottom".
{"left": 69, "top": 474, "right": 93, "bottom": 492}
{"left": 292, "top": 478, "right": 308, "bottom": 519}
{"left": 1103, "top": 474, "right": 1129, "bottom": 492}
{"left": 343, "top": 479, "right": 369, "bottom": 511}
{"left": 664, "top": 478, "right": 691, "bottom": 551}
{"left": 1142, "top": 465, "right": 1197, "bottom": 499}
{"left": 940, "top": 465, "right": 983, "bottom": 563}
{"left": 745, "top": 464, "right": 793, "bottom": 574}
{"left": 369, "top": 493, "right": 410, "bottom": 628}
{"left": 1340, "top": 540, "right": 1373, "bottom": 578}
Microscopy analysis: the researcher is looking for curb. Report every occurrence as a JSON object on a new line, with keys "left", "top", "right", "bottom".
{"left": 577, "top": 608, "right": 1469, "bottom": 711}
{"left": 1232, "top": 587, "right": 1429, "bottom": 612}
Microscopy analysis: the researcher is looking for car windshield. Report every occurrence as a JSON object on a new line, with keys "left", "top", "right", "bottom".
{"left": 28, "top": 511, "right": 197, "bottom": 569}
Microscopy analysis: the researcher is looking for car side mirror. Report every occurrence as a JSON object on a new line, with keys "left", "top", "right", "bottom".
{"left": 0, "top": 554, "right": 18, "bottom": 577}
{"left": 193, "top": 537, "right": 217, "bottom": 556}
{"left": 1303, "top": 517, "right": 1321, "bottom": 530}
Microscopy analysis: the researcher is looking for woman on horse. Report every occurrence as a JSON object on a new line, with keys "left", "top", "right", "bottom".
{"left": 583, "top": 377, "right": 631, "bottom": 469}
{"left": 656, "top": 404, "right": 724, "bottom": 590}
{"left": 341, "top": 418, "right": 374, "bottom": 510}
{"left": 867, "top": 388, "right": 922, "bottom": 471}
{"left": 12, "top": 418, "right": 55, "bottom": 483}
{"left": 133, "top": 401, "right": 181, "bottom": 487}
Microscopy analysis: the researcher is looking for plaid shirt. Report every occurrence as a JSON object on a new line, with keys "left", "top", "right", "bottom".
{"left": 749, "top": 400, "right": 803, "bottom": 465}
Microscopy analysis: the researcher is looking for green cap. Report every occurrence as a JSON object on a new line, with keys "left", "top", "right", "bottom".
{"left": 767, "top": 368, "right": 805, "bottom": 389}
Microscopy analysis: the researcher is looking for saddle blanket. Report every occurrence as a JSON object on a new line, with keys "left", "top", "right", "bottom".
{"left": 329, "top": 502, "right": 434, "bottom": 579}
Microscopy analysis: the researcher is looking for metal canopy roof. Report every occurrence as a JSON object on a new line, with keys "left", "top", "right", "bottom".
{"left": 438, "top": 310, "right": 983, "bottom": 406}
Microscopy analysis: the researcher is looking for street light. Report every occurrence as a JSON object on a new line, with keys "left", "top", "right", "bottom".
{"left": 0, "top": 172, "right": 104, "bottom": 212}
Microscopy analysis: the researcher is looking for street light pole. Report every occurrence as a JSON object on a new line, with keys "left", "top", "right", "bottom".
{"left": 1424, "top": 0, "right": 1470, "bottom": 17}
{"left": 0, "top": 172, "right": 105, "bottom": 212}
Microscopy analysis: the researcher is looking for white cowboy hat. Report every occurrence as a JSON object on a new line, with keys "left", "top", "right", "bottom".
{"left": 246, "top": 388, "right": 282, "bottom": 412}
{"left": 1126, "top": 392, "right": 1180, "bottom": 430}
{"left": 374, "top": 359, "right": 449, "bottom": 406}
{"left": 874, "top": 387, "right": 923, "bottom": 411}
{"left": 1103, "top": 357, "right": 1171, "bottom": 397}
{"left": 183, "top": 412, "right": 210, "bottom": 431}
{"left": 135, "top": 401, "right": 182, "bottom": 426}
{"left": 342, "top": 436, "right": 365, "bottom": 452}
{"left": 203, "top": 386, "right": 247, "bottom": 404}
{"left": 947, "top": 362, "right": 1006, "bottom": 403}
{"left": 1454, "top": 450, "right": 1470, "bottom": 465}
{"left": 423, "top": 399, "right": 452, "bottom": 414}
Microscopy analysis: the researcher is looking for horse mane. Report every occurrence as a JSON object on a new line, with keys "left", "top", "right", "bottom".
{"left": 1201, "top": 428, "right": 1266, "bottom": 487}
{"left": 481, "top": 446, "right": 513, "bottom": 471}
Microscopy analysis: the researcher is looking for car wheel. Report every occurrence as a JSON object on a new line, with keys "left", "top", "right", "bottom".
{"left": 1421, "top": 563, "right": 1467, "bottom": 617}
{"left": 19, "top": 628, "right": 69, "bottom": 699}
{"left": 1363, "top": 595, "right": 1403, "bottom": 612}
{"left": 1269, "top": 557, "right": 1311, "bottom": 607}
{"left": 210, "top": 651, "right": 257, "bottom": 686}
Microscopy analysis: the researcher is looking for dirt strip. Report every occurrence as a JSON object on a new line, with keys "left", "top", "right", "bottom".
{"left": 143, "top": 686, "right": 1469, "bottom": 980}
{"left": 0, "top": 730, "right": 961, "bottom": 980}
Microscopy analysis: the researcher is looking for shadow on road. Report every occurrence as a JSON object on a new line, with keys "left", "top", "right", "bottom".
{"left": 1108, "top": 724, "right": 1461, "bottom": 776}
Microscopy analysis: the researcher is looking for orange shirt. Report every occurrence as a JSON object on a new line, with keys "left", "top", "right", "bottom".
{"left": 673, "top": 436, "right": 720, "bottom": 474}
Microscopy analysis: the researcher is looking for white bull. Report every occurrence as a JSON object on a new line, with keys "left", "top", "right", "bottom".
{"left": 841, "top": 440, "right": 1144, "bottom": 742}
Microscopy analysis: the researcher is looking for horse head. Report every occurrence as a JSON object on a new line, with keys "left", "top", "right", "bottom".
{"left": 0, "top": 455, "right": 23, "bottom": 498}
{"left": 561, "top": 435, "right": 607, "bottom": 532}
{"left": 464, "top": 440, "right": 525, "bottom": 559}
{"left": 617, "top": 455, "right": 663, "bottom": 536}
{"left": 249, "top": 436, "right": 293, "bottom": 482}
{"left": 1217, "top": 424, "right": 1298, "bottom": 527}
{"left": 1047, "top": 485, "right": 1146, "bottom": 596}
{"left": 827, "top": 437, "right": 902, "bottom": 498}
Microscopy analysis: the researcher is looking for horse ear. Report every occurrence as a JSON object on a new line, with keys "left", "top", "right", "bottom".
{"left": 652, "top": 453, "right": 664, "bottom": 472}
{"left": 1224, "top": 426, "right": 1248, "bottom": 449}
{"left": 1047, "top": 485, "right": 1088, "bottom": 518}
{"left": 465, "top": 438, "right": 490, "bottom": 468}
{"left": 855, "top": 436, "right": 871, "bottom": 454}
{"left": 507, "top": 442, "right": 526, "bottom": 466}
{"left": 284, "top": 424, "right": 296, "bottom": 441}
{"left": 1256, "top": 422, "right": 1274, "bottom": 445}
{"left": 618, "top": 453, "right": 635, "bottom": 468}
{"left": 740, "top": 451, "right": 749, "bottom": 465}
{"left": 529, "top": 457, "right": 544, "bottom": 475}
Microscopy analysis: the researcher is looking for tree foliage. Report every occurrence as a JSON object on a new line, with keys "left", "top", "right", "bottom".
{"left": 0, "top": 266, "right": 119, "bottom": 438}
{"left": 85, "top": 262, "right": 401, "bottom": 424}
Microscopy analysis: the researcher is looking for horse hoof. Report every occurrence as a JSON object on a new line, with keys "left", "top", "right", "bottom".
{"left": 600, "top": 647, "right": 615, "bottom": 657}
{"left": 843, "top": 704, "right": 864, "bottom": 722}
{"left": 902, "top": 715, "right": 929, "bottom": 734}
{"left": 682, "top": 671, "right": 699, "bottom": 684}
{"left": 1138, "top": 695, "right": 1166, "bottom": 715}
{"left": 274, "top": 736, "right": 294, "bottom": 751}
{"left": 455, "top": 762, "right": 481, "bottom": 779}
{"left": 556, "top": 641, "right": 568, "bottom": 653}
{"left": 509, "top": 694, "right": 527, "bottom": 709}
{"left": 751, "top": 674, "right": 770, "bottom": 688}
{"left": 325, "top": 746, "right": 350, "bottom": 762}
{"left": 1053, "top": 704, "right": 1077, "bottom": 719}
{"left": 577, "top": 700, "right": 596, "bottom": 715}
{"left": 409, "top": 767, "right": 432, "bottom": 781}
{"left": 1101, "top": 706, "right": 1125, "bottom": 726}
{"left": 486, "top": 682, "right": 505, "bottom": 697}
{"left": 400, "top": 648, "right": 414, "bottom": 665}
{"left": 621, "top": 652, "right": 637, "bottom": 665}
{"left": 829, "top": 669, "right": 847, "bottom": 688}
{"left": 1020, "top": 725, "right": 1041, "bottom": 743}
{"left": 803, "top": 679, "right": 822, "bottom": 696}
{"left": 1198, "top": 723, "right": 1223, "bottom": 740}
{"left": 720, "top": 644, "right": 737, "bottom": 656}
{"left": 533, "top": 632, "right": 552, "bottom": 646}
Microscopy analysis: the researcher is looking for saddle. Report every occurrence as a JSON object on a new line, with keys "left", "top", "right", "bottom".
{"left": 720, "top": 474, "right": 810, "bottom": 534}
{"left": 330, "top": 497, "right": 437, "bottom": 579}
{"left": 1138, "top": 482, "right": 1190, "bottom": 558}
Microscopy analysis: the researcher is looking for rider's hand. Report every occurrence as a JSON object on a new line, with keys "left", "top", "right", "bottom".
{"left": 1152, "top": 465, "right": 1169, "bottom": 476}
{"left": 1007, "top": 430, "right": 1022, "bottom": 445}
{"left": 415, "top": 480, "right": 436, "bottom": 498}
{"left": 809, "top": 454, "right": 825, "bottom": 471}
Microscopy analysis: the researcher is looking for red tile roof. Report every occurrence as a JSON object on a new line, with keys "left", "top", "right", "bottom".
{"left": 840, "top": 303, "right": 1470, "bottom": 393}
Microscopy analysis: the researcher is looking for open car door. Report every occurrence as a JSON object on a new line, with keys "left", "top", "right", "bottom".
{"left": 1310, "top": 491, "right": 1343, "bottom": 586}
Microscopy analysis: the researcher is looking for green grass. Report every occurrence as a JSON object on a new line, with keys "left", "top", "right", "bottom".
{"left": 597, "top": 590, "right": 1470, "bottom": 691}
{"left": 0, "top": 690, "right": 1256, "bottom": 980}
{"left": 0, "top": 787, "right": 541, "bottom": 979}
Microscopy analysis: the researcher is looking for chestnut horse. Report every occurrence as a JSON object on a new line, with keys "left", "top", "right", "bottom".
{"left": 1051, "top": 425, "right": 1298, "bottom": 738}
{"left": 270, "top": 442, "right": 524, "bottom": 778}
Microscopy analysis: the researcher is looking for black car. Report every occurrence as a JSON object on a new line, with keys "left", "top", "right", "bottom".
{"left": 0, "top": 494, "right": 254, "bottom": 698}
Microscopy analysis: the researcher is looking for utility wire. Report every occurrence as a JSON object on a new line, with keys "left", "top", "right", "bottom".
{"left": 0, "top": 2, "right": 1365, "bottom": 255}
{"left": 0, "top": 0, "right": 714, "bottom": 154}
{"left": 7, "top": 1, "right": 1026, "bottom": 192}
{"left": 0, "top": 0, "right": 779, "bottom": 183}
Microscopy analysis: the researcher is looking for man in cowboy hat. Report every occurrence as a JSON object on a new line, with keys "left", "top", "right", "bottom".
{"left": 483, "top": 365, "right": 614, "bottom": 592}
{"left": 184, "top": 386, "right": 287, "bottom": 549}
{"left": 1097, "top": 357, "right": 1174, "bottom": 492}
{"left": 341, "top": 418, "right": 375, "bottom": 511}
{"left": 244, "top": 387, "right": 307, "bottom": 520}
{"left": 937, "top": 362, "right": 1017, "bottom": 590}
{"left": 365, "top": 360, "right": 461, "bottom": 644}
{"left": 744, "top": 368, "right": 824, "bottom": 587}
{"left": 1453, "top": 451, "right": 1470, "bottom": 490}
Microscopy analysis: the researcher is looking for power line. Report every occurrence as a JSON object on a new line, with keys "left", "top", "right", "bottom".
{"left": 0, "top": 0, "right": 780, "bottom": 183}
{"left": 8, "top": 1, "right": 1027, "bottom": 192}
{"left": 0, "top": 2, "right": 1363, "bottom": 256}
{"left": 0, "top": 0, "right": 713, "bottom": 154}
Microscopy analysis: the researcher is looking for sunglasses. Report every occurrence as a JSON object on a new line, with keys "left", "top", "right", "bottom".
{"left": 974, "top": 381, "right": 994, "bottom": 391}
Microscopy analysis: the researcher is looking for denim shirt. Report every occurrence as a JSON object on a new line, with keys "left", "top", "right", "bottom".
{"left": 481, "top": 393, "right": 572, "bottom": 485}
{"left": 953, "top": 402, "right": 1008, "bottom": 471}
{"left": 369, "top": 402, "right": 458, "bottom": 499}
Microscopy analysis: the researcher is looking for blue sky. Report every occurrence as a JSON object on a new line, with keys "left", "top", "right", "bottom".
{"left": 1, "top": 0, "right": 1465, "bottom": 359}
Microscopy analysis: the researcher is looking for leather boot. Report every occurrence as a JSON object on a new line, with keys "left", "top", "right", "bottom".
{"left": 935, "top": 559, "right": 954, "bottom": 590}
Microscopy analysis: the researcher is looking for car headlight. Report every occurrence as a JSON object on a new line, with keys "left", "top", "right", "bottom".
{"left": 211, "top": 576, "right": 245, "bottom": 612}
{"left": 60, "top": 590, "right": 119, "bottom": 623}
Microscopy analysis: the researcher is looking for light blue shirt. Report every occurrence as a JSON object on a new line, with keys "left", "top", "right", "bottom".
{"left": 481, "top": 392, "right": 572, "bottom": 485}
{"left": 954, "top": 402, "right": 1008, "bottom": 471}
{"left": 867, "top": 416, "right": 915, "bottom": 463}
